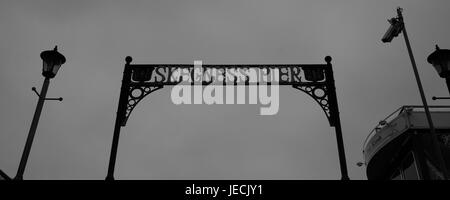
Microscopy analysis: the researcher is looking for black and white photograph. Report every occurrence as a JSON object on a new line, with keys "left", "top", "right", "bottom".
{"left": 1, "top": 0, "right": 450, "bottom": 197}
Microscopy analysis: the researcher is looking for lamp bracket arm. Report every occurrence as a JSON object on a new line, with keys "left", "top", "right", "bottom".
{"left": 31, "top": 87, "right": 63, "bottom": 102}
{"left": 45, "top": 97, "right": 63, "bottom": 101}
{"left": 432, "top": 96, "right": 450, "bottom": 100}
{"left": 32, "top": 87, "right": 41, "bottom": 98}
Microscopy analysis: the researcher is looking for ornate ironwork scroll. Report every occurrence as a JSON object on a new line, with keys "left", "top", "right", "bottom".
{"left": 107, "top": 55, "right": 349, "bottom": 180}
{"left": 292, "top": 84, "right": 332, "bottom": 125}
{"left": 124, "top": 85, "right": 163, "bottom": 126}
{"left": 118, "top": 56, "right": 337, "bottom": 126}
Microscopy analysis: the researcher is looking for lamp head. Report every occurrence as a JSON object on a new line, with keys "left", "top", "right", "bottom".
{"left": 427, "top": 45, "right": 450, "bottom": 78}
{"left": 40, "top": 46, "right": 66, "bottom": 79}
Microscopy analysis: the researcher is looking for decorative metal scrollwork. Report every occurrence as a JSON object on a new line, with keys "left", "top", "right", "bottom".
{"left": 292, "top": 84, "right": 332, "bottom": 125}
{"left": 108, "top": 56, "right": 350, "bottom": 181}
{"left": 122, "top": 85, "right": 163, "bottom": 125}
{"left": 118, "top": 56, "right": 336, "bottom": 126}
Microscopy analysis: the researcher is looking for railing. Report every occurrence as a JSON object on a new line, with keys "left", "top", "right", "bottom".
{"left": 362, "top": 105, "right": 450, "bottom": 157}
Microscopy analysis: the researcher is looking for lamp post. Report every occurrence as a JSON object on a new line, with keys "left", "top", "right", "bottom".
{"left": 382, "top": 8, "right": 449, "bottom": 179}
{"left": 427, "top": 45, "right": 450, "bottom": 95}
{"left": 14, "top": 46, "right": 66, "bottom": 180}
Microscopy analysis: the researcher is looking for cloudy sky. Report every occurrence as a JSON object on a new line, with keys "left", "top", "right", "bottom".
{"left": 1, "top": 0, "right": 450, "bottom": 180}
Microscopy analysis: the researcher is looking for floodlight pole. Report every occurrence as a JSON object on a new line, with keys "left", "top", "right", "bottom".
{"left": 397, "top": 8, "right": 449, "bottom": 179}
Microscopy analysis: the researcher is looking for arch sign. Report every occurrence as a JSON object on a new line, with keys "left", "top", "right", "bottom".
{"left": 106, "top": 56, "right": 349, "bottom": 180}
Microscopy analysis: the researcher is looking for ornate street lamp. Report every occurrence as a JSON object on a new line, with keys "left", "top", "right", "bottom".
{"left": 41, "top": 46, "right": 66, "bottom": 79}
{"left": 14, "top": 46, "right": 65, "bottom": 180}
{"left": 427, "top": 45, "right": 450, "bottom": 95}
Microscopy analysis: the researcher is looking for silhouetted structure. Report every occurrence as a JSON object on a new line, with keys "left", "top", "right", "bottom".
{"left": 381, "top": 7, "right": 449, "bottom": 178}
{"left": 14, "top": 46, "right": 65, "bottom": 180}
{"left": 428, "top": 45, "right": 450, "bottom": 95}
{"left": 106, "top": 56, "right": 350, "bottom": 180}
{"left": 363, "top": 106, "right": 450, "bottom": 179}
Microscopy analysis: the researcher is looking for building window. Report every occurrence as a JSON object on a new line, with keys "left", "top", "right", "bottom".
{"left": 390, "top": 152, "right": 420, "bottom": 180}
{"left": 390, "top": 169, "right": 402, "bottom": 180}
{"left": 425, "top": 159, "right": 445, "bottom": 180}
{"left": 402, "top": 153, "right": 419, "bottom": 180}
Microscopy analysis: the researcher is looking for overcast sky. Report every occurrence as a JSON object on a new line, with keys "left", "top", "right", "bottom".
{"left": 1, "top": 0, "right": 450, "bottom": 180}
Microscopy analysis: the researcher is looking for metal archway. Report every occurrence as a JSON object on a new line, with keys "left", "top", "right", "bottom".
{"left": 106, "top": 56, "right": 349, "bottom": 180}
